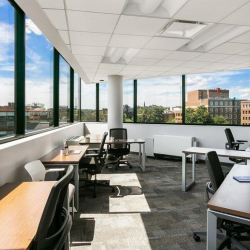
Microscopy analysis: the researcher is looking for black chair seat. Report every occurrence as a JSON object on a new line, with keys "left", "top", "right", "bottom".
{"left": 108, "top": 148, "right": 130, "bottom": 156}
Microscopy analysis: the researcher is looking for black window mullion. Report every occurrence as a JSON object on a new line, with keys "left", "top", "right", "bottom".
{"left": 79, "top": 77, "right": 81, "bottom": 122}
{"left": 14, "top": 5, "right": 25, "bottom": 135}
{"left": 96, "top": 83, "right": 99, "bottom": 122}
{"left": 53, "top": 48, "right": 59, "bottom": 127}
{"left": 133, "top": 79, "right": 137, "bottom": 123}
{"left": 70, "top": 67, "right": 74, "bottom": 123}
{"left": 182, "top": 75, "right": 186, "bottom": 124}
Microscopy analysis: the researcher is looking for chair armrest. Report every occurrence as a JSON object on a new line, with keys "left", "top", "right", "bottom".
{"left": 232, "top": 141, "right": 244, "bottom": 145}
{"left": 236, "top": 140, "right": 248, "bottom": 143}
{"left": 46, "top": 168, "right": 65, "bottom": 173}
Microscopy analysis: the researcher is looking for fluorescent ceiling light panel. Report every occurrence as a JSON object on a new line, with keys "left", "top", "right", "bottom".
{"left": 158, "top": 21, "right": 208, "bottom": 38}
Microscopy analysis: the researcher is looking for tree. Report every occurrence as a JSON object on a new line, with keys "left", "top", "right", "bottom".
{"left": 185, "top": 106, "right": 214, "bottom": 124}
{"left": 137, "top": 105, "right": 165, "bottom": 123}
{"left": 213, "top": 115, "right": 229, "bottom": 124}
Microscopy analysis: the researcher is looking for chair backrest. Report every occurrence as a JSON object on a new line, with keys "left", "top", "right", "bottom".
{"left": 32, "top": 165, "right": 74, "bottom": 250}
{"left": 205, "top": 151, "right": 225, "bottom": 192}
{"left": 110, "top": 128, "right": 128, "bottom": 149}
{"left": 98, "top": 132, "right": 108, "bottom": 155}
{"left": 25, "top": 160, "right": 46, "bottom": 181}
{"left": 225, "top": 128, "right": 235, "bottom": 149}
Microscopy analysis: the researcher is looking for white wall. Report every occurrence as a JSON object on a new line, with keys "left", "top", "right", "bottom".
{"left": 84, "top": 122, "right": 250, "bottom": 162}
{"left": 0, "top": 123, "right": 84, "bottom": 186}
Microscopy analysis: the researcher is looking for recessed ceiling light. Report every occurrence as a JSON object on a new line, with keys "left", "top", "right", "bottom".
{"left": 157, "top": 20, "right": 208, "bottom": 38}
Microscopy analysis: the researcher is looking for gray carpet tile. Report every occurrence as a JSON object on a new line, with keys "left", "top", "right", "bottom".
{"left": 70, "top": 155, "right": 250, "bottom": 250}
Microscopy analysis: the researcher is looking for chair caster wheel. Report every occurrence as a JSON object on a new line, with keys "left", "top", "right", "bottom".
{"left": 193, "top": 234, "right": 200, "bottom": 242}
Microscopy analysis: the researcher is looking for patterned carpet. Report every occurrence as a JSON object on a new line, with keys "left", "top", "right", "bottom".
{"left": 70, "top": 155, "right": 246, "bottom": 250}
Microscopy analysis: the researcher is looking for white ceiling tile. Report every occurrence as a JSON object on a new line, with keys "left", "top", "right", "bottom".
{"left": 155, "top": 59, "right": 186, "bottom": 67}
{"left": 36, "top": 0, "right": 64, "bottom": 9}
{"left": 165, "top": 51, "right": 202, "bottom": 61}
{"left": 58, "top": 30, "right": 69, "bottom": 44}
{"left": 237, "top": 61, "right": 250, "bottom": 67}
{"left": 75, "top": 55, "right": 103, "bottom": 63}
{"left": 225, "top": 65, "right": 249, "bottom": 71}
{"left": 202, "top": 62, "right": 233, "bottom": 70}
{"left": 123, "top": 65, "right": 151, "bottom": 71}
{"left": 174, "top": 0, "right": 249, "bottom": 23}
{"left": 65, "top": 0, "right": 126, "bottom": 14}
{"left": 170, "top": 67, "right": 194, "bottom": 73}
{"left": 109, "top": 34, "right": 151, "bottom": 49}
{"left": 44, "top": 9, "right": 67, "bottom": 30}
{"left": 71, "top": 45, "right": 107, "bottom": 56}
{"left": 120, "top": 70, "right": 144, "bottom": 75}
{"left": 230, "top": 31, "right": 250, "bottom": 44}
{"left": 67, "top": 11, "right": 119, "bottom": 33}
{"left": 114, "top": 15, "right": 168, "bottom": 36}
{"left": 221, "top": 2, "right": 250, "bottom": 25}
{"left": 180, "top": 61, "right": 210, "bottom": 68}
{"left": 193, "top": 53, "right": 230, "bottom": 62}
{"left": 70, "top": 31, "right": 111, "bottom": 46}
{"left": 135, "top": 49, "right": 172, "bottom": 59}
{"left": 93, "top": 77, "right": 108, "bottom": 82}
{"left": 137, "top": 72, "right": 161, "bottom": 78}
{"left": 218, "top": 55, "right": 250, "bottom": 64}
{"left": 160, "top": 72, "right": 180, "bottom": 77}
{"left": 96, "top": 69, "right": 122, "bottom": 75}
{"left": 99, "top": 63, "right": 126, "bottom": 70}
{"left": 145, "top": 37, "right": 189, "bottom": 50}
{"left": 188, "top": 69, "right": 215, "bottom": 75}
{"left": 128, "top": 58, "right": 159, "bottom": 66}
{"left": 208, "top": 43, "right": 250, "bottom": 55}
{"left": 84, "top": 68, "right": 97, "bottom": 73}
{"left": 239, "top": 48, "right": 250, "bottom": 56}
{"left": 78, "top": 62, "right": 100, "bottom": 68}
{"left": 147, "top": 66, "right": 173, "bottom": 72}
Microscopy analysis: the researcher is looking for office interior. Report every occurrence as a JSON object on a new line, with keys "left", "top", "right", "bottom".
{"left": 1, "top": 0, "right": 250, "bottom": 249}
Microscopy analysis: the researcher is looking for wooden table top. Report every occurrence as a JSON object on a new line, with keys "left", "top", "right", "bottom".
{"left": 208, "top": 164, "right": 250, "bottom": 219}
{"left": 0, "top": 182, "right": 55, "bottom": 250}
{"left": 183, "top": 147, "right": 250, "bottom": 159}
{"left": 80, "top": 138, "right": 145, "bottom": 145}
{"left": 40, "top": 145, "right": 89, "bottom": 164}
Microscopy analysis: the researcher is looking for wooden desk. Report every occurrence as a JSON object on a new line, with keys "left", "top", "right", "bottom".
{"left": 0, "top": 182, "right": 55, "bottom": 250}
{"left": 40, "top": 145, "right": 89, "bottom": 210}
{"left": 181, "top": 147, "right": 250, "bottom": 191}
{"left": 207, "top": 164, "right": 250, "bottom": 249}
{"left": 80, "top": 138, "right": 146, "bottom": 172}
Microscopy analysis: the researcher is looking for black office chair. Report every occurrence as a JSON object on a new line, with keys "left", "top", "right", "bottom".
{"left": 193, "top": 151, "right": 250, "bottom": 249}
{"left": 79, "top": 132, "right": 115, "bottom": 198}
{"left": 32, "top": 165, "right": 74, "bottom": 250}
{"left": 107, "top": 128, "right": 132, "bottom": 170}
{"left": 225, "top": 128, "right": 248, "bottom": 164}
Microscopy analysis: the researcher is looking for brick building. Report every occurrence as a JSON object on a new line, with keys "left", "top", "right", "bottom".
{"left": 241, "top": 101, "right": 250, "bottom": 125}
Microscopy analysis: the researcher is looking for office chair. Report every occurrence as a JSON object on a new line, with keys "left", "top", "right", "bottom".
{"left": 79, "top": 132, "right": 115, "bottom": 198}
{"left": 24, "top": 160, "right": 75, "bottom": 219}
{"left": 193, "top": 151, "right": 250, "bottom": 249}
{"left": 32, "top": 165, "right": 74, "bottom": 250}
{"left": 225, "top": 128, "right": 248, "bottom": 164}
{"left": 107, "top": 128, "right": 132, "bottom": 170}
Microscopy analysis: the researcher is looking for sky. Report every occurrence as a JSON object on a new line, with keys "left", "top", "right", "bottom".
{"left": 1, "top": 0, "right": 250, "bottom": 110}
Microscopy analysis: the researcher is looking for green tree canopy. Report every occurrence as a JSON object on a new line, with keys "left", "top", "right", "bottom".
{"left": 138, "top": 105, "right": 165, "bottom": 123}
{"left": 186, "top": 106, "right": 214, "bottom": 124}
{"left": 213, "top": 115, "right": 230, "bottom": 124}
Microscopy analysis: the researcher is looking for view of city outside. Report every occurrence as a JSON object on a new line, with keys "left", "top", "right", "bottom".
{"left": 99, "top": 82, "right": 108, "bottom": 122}
{"left": 81, "top": 81, "right": 96, "bottom": 121}
{"left": 123, "top": 80, "right": 134, "bottom": 122}
{"left": 59, "top": 56, "right": 70, "bottom": 124}
{"left": 25, "top": 16, "right": 53, "bottom": 133}
{"left": 0, "top": 1, "right": 15, "bottom": 138}
{"left": 74, "top": 72, "right": 80, "bottom": 122}
{"left": 137, "top": 76, "right": 182, "bottom": 123}
{"left": 185, "top": 69, "right": 250, "bottom": 125}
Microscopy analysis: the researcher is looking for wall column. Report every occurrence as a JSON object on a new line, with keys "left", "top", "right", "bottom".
{"left": 108, "top": 75, "right": 123, "bottom": 130}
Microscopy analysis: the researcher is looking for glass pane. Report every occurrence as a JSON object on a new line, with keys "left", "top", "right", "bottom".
{"left": 81, "top": 81, "right": 96, "bottom": 121}
{"left": 0, "top": 1, "right": 15, "bottom": 138}
{"left": 137, "top": 76, "right": 182, "bottom": 123}
{"left": 25, "top": 17, "right": 53, "bottom": 132}
{"left": 186, "top": 70, "right": 250, "bottom": 125}
{"left": 59, "top": 56, "right": 70, "bottom": 125}
{"left": 74, "top": 73, "right": 80, "bottom": 122}
{"left": 123, "top": 80, "right": 134, "bottom": 122}
{"left": 99, "top": 82, "right": 108, "bottom": 122}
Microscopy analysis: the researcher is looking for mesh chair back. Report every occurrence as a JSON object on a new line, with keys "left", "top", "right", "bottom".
{"left": 110, "top": 128, "right": 128, "bottom": 149}
{"left": 24, "top": 160, "right": 46, "bottom": 181}
{"left": 32, "top": 165, "right": 74, "bottom": 250}
{"left": 205, "top": 151, "right": 225, "bottom": 192}
{"left": 98, "top": 132, "right": 108, "bottom": 155}
{"left": 225, "top": 128, "right": 235, "bottom": 149}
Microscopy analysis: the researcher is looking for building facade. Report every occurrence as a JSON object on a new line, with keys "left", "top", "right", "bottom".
{"left": 241, "top": 101, "right": 250, "bottom": 125}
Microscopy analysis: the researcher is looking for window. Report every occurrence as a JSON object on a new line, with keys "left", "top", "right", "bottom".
{"left": 225, "top": 108, "right": 228, "bottom": 113}
{"left": 210, "top": 101, "right": 213, "bottom": 106}
{"left": 59, "top": 56, "right": 70, "bottom": 125}
{"left": 185, "top": 70, "right": 250, "bottom": 125}
{"left": 0, "top": 1, "right": 15, "bottom": 138}
{"left": 210, "top": 108, "right": 213, "bottom": 112}
{"left": 137, "top": 76, "right": 182, "bottom": 123}
{"left": 99, "top": 82, "right": 108, "bottom": 122}
{"left": 81, "top": 81, "right": 96, "bottom": 121}
{"left": 25, "top": 17, "right": 53, "bottom": 133}
{"left": 215, "top": 108, "right": 218, "bottom": 113}
{"left": 74, "top": 73, "right": 80, "bottom": 122}
{"left": 123, "top": 80, "right": 134, "bottom": 122}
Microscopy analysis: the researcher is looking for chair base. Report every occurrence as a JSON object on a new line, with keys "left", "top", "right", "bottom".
{"left": 107, "top": 157, "right": 132, "bottom": 170}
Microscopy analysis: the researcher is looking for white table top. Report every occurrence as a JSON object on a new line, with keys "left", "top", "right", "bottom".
{"left": 183, "top": 147, "right": 250, "bottom": 159}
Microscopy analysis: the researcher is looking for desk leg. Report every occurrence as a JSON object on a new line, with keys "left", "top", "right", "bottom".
{"left": 142, "top": 143, "right": 145, "bottom": 173}
{"left": 74, "top": 164, "right": 79, "bottom": 211}
{"left": 139, "top": 143, "right": 142, "bottom": 165}
{"left": 182, "top": 153, "right": 186, "bottom": 191}
{"left": 192, "top": 154, "right": 196, "bottom": 183}
{"left": 207, "top": 209, "right": 217, "bottom": 250}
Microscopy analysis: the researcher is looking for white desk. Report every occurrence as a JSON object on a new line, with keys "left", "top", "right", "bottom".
{"left": 182, "top": 147, "right": 250, "bottom": 191}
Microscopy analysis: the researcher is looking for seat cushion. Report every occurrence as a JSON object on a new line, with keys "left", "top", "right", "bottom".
{"left": 108, "top": 148, "right": 130, "bottom": 156}
{"left": 68, "top": 183, "right": 75, "bottom": 202}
